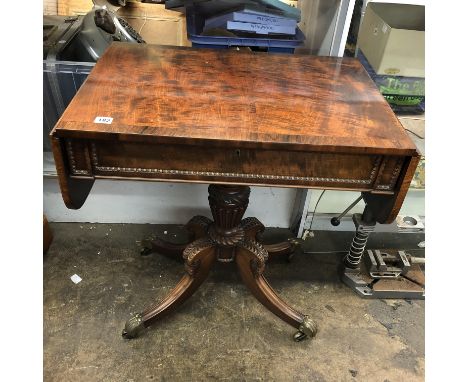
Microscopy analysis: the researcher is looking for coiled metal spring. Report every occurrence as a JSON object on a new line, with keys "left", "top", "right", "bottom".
{"left": 344, "top": 228, "right": 370, "bottom": 268}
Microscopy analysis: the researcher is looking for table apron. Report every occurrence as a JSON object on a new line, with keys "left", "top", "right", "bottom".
{"left": 63, "top": 138, "right": 406, "bottom": 192}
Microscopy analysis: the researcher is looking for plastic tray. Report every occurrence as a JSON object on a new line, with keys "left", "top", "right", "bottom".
{"left": 357, "top": 51, "right": 425, "bottom": 115}
{"left": 43, "top": 61, "right": 94, "bottom": 151}
{"left": 186, "top": 7, "right": 304, "bottom": 53}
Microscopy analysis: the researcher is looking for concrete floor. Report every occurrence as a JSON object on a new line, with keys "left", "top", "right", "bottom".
{"left": 44, "top": 223, "right": 424, "bottom": 382}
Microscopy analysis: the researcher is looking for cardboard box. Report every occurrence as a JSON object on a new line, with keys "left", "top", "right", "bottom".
{"left": 116, "top": 3, "right": 190, "bottom": 46}
{"left": 280, "top": 0, "right": 298, "bottom": 8}
{"left": 57, "top": 1, "right": 190, "bottom": 46}
{"left": 357, "top": 2, "right": 424, "bottom": 78}
{"left": 57, "top": 0, "right": 94, "bottom": 15}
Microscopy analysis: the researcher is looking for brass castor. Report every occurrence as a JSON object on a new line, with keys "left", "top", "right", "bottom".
{"left": 140, "top": 246, "right": 153, "bottom": 256}
{"left": 140, "top": 239, "right": 153, "bottom": 256}
{"left": 122, "top": 313, "right": 145, "bottom": 339}
{"left": 286, "top": 238, "right": 302, "bottom": 262}
{"left": 293, "top": 316, "right": 318, "bottom": 342}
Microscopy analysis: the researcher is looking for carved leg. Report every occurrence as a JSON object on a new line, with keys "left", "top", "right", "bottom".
{"left": 123, "top": 237, "right": 216, "bottom": 338}
{"left": 241, "top": 217, "right": 265, "bottom": 239}
{"left": 140, "top": 215, "right": 213, "bottom": 257}
{"left": 140, "top": 237, "right": 188, "bottom": 257}
{"left": 240, "top": 217, "right": 298, "bottom": 261}
{"left": 235, "top": 239, "right": 317, "bottom": 341}
{"left": 263, "top": 240, "right": 299, "bottom": 261}
{"left": 126, "top": 185, "right": 314, "bottom": 341}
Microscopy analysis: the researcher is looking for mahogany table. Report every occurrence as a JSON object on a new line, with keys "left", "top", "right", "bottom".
{"left": 51, "top": 43, "right": 419, "bottom": 341}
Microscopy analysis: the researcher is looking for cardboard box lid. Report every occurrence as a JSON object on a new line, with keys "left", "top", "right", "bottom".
{"left": 116, "top": 2, "right": 185, "bottom": 20}
{"left": 370, "top": 2, "right": 424, "bottom": 32}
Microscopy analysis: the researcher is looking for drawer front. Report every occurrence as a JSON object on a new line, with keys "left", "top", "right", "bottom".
{"left": 64, "top": 138, "right": 404, "bottom": 192}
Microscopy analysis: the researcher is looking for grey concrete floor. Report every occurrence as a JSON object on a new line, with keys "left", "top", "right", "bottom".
{"left": 44, "top": 223, "right": 424, "bottom": 382}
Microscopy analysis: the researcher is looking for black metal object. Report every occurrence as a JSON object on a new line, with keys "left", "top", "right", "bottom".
{"left": 94, "top": 8, "right": 117, "bottom": 34}
{"left": 342, "top": 249, "right": 425, "bottom": 299}
{"left": 43, "top": 15, "right": 84, "bottom": 60}
{"left": 330, "top": 195, "right": 363, "bottom": 226}
{"left": 343, "top": 206, "right": 376, "bottom": 269}
{"left": 43, "top": 8, "right": 146, "bottom": 152}
{"left": 338, "top": 203, "right": 425, "bottom": 300}
{"left": 366, "top": 249, "right": 411, "bottom": 278}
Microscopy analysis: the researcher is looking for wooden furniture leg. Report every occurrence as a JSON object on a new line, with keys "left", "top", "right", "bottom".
{"left": 240, "top": 217, "right": 298, "bottom": 261}
{"left": 140, "top": 237, "right": 188, "bottom": 257}
{"left": 236, "top": 239, "right": 317, "bottom": 341}
{"left": 263, "top": 241, "right": 298, "bottom": 261}
{"left": 140, "top": 215, "right": 213, "bottom": 257}
{"left": 122, "top": 237, "right": 216, "bottom": 338}
{"left": 123, "top": 185, "right": 317, "bottom": 341}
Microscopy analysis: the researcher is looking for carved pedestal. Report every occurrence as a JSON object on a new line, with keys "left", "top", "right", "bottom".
{"left": 122, "top": 185, "right": 317, "bottom": 341}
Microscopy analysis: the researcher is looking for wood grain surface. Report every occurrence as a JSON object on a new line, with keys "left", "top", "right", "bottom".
{"left": 52, "top": 43, "right": 417, "bottom": 156}
{"left": 51, "top": 44, "right": 419, "bottom": 223}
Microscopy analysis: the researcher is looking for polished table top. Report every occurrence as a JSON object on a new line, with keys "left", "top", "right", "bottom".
{"left": 54, "top": 43, "right": 415, "bottom": 156}
{"left": 51, "top": 43, "right": 419, "bottom": 223}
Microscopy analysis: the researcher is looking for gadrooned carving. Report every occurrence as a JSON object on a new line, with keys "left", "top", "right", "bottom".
{"left": 238, "top": 239, "right": 269, "bottom": 276}
{"left": 208, "top": 185, "right": 250, "bottom": 229}
{"left": 208, "top": 225, "right": 245, "bottom": 247}
{"left": 208, "top": 184, "right": 251, "bottom": 206}
{"left": 240, "top": 217, "right": 265, "bottom": 234}
{"left": 182, "top": 237, "right": 215, "bottom": 274}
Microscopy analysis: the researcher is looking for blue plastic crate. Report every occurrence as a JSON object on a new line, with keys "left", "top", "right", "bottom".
{"left": 186, "top": 7, "right": 304, "bottom": 53}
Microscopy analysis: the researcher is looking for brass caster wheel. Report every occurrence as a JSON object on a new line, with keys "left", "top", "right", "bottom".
{"left": 287, "top": 238, "right": 302, "bottom": 262}
{"left": 293, "top": 331, "right": 308, "bottom": 342}
{"left": 122, "top": 313, "right": 145, "bottom": 339}
{"left": 293, "top": 316, "right": 318, "bottom": 342}
{"left": 140, "top": 239, "right": 153, "bottom": 256}
{"left": 140, "top": 247, "right": 153, "bottom": 256}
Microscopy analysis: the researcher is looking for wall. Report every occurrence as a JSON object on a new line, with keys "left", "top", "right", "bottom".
{"left": 307, "top": 189, "right": 425, "bottom": 216}
{"left": 44, "top": 178, "right": 298, "bottom": 227}
{"left": 296, "top": 0, "right": 342, "bottom": 55}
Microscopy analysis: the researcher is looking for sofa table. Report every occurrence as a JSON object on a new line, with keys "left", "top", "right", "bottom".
{"left": 51, "top": 43, "right": 419, "bottom": 341}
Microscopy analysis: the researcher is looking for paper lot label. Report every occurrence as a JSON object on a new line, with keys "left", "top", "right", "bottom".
{"left": 94, "top": 116, "right": 113, "bottom": 124}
